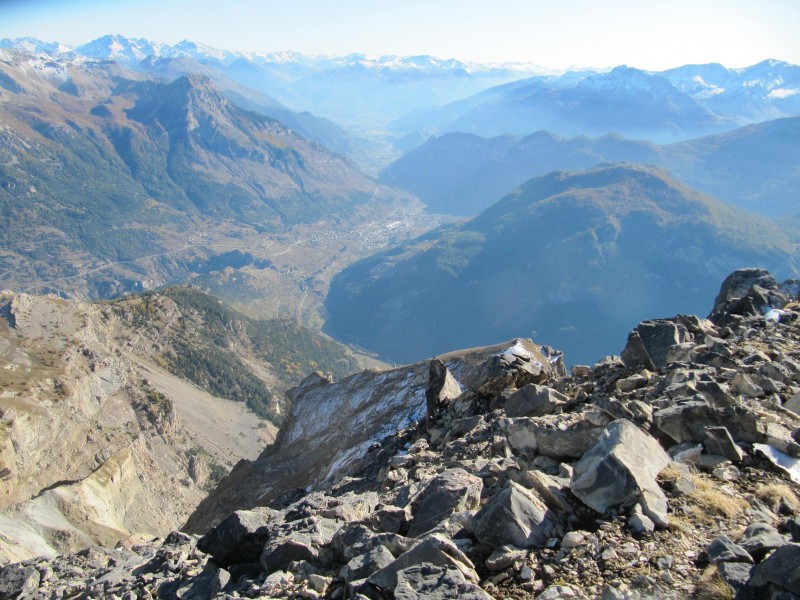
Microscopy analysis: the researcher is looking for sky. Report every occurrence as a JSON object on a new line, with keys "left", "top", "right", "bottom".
{"left": 1, "top": 0, "right": 799, "bottom": 70}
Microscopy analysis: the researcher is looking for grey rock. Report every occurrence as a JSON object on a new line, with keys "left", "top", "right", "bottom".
{"left": 787, "top": 516, "right": 800, "bottom": 543}
{"left": 393, "top": 563, "right": 494, "bottom": 600}
{"left": 570, "top": 419, "right": 671, "bottom": 527}
{"left": 261, "top": 538, "right": 319, "bottom": 576}
{"left": 695, "top": 380, "right": 736, "bottom": 408}
{"left": 0, "top": 564, "right": 40, "bottom": 600}
{"left": 704, "top": 427, "right": 744, "bottom": 463}
{"left": 363, "top": 506, "right": 408, "bottom": 535}
{"left": 535, "top": 419, "right": 604, "bottom": 461}
{"left": 616, "top": 374, "right": 648, "bottom": 393}
{"left": 407, "top": 468, "right": 482, "bottom": 537}
{"left": 706, "top": 534, "right": 754, "bottom": 564}
{"left": 717, "top": 561, "right": 753, "bottom": 593}
{"left": 784, "top": 392, "right": 800, "bottom": 416}
{"left": 510, "top": 468, "right": 573, "bottom": 514}
{"left": 367, "top": 534, "right": 478, "bottom": 592}
{"left": 732, "top": 372, "right": 765, "bottom": 398}
{"left": 473, "top": 480, "right": 559, "bottom": 549}
{"left": 426, "top": 359, "right": 462, "bottom": 424}
{"left": 340, "top": 546, "right": 395, "bottom": 582}
{"left": 710, "top": 268, "right": 788, "bottom": 325}
{"left": 653, "top": 402, "right": 765, "bottom": 445}
{"left": 181, "top": 564, "right": 230, "bottom": 600}
{"left": 504, "top": 384, "right": 567, "bottom": 418}
{"left": 196, "top": 509, "right": 272, "bottom": 567}
{"left": 621, "top": 320, "right": 690, "bottom": 371}
{"left": 504, "top": 418, "right": 538, "bottom": 458}
{"left": 746, "top": 542, "right": 800, "bottom": 595}
{"left": 538, "top": 584, "right": 578, "bottom": 599}
{"left": 485, "top": 545, "right": 526, "bottom": 571}
{"left": 740, "top": 522, "right": 789, "bottom": 562}
{"left": 629, "top": 504, "right": 656, "bottom": 534}
{"left": 260, "top": 516, "right": 339, "bottom": 575}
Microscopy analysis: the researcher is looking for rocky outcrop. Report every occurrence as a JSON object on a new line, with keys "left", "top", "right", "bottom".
{"left": 6, "top": 268, "right": 800, "bottom": 599}
{"left": 184, "top": 339, "right": 561, "bottom": 533}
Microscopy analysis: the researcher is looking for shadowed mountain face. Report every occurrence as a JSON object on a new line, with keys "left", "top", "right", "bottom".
{"left": 326, "top": 165, "right": 797, "bottom": 366}
{"left": 381, "top": 116, "right": 800, "bottom": 217}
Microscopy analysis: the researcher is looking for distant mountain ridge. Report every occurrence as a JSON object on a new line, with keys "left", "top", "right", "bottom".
{"left": 381, "top": 116, "right": 800, "bottom": 217}
{"left": 389, "top": 61, "right": 800, "bottom": 145}
{"left": 326, "top": 165, "right": 797, "bottom": 366}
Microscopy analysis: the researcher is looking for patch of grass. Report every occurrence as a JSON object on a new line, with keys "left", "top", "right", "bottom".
{"left": 685, "top": 477, "right": 748, "bottom": 524}
{"left": 755, "top": 482, "right": 800, "bottom": 514}
{"left": 693, "top": 566, "right": 734, "bottom": 600}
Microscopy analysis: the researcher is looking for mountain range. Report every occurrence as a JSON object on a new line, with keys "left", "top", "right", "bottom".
{"left": 0, "top": 48, "right": 417, "bottom": 300}
{"left": 381, "top": 116, "right": 800, "bottom": 217}
{"left": 326, "top": 165, "right": 797, "bottom": 366}
{"left": 8, "top": 36, "right": 799, "bottom": 151}
{"left": 389, "top": 61, "right": 800, "bottom": 146}
{"left": 1, "top": 35, "right": 545, "bottom": 134}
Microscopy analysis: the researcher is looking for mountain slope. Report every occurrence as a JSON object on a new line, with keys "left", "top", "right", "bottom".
{"left": 0, "top": 285, "right": 360, "bottom": 560}
{"left": 0, "top": 49, "right": 414, "bottom": 298}
{"left": 381, "top": 131, "right": 659, "bottom": 215}
{"left": 382, "top": 116, "right": 800, "bottom": 217}
{"left": 326, "top": 165, "right": 797, "bottom": 365}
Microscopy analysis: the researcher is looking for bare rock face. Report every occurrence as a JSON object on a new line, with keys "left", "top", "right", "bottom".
{"left": 184, "top": 339, "right": 559, "bottom": 533}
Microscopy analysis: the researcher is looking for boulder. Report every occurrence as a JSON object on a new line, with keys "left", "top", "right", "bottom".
{"left": 0, "top": 564, "right": 40, "bottom": 600}
{"left": 407, "top": 468, "right": 482, "bottom": 537}
{"left": 746, "top": 542, "right": 800, "bottom": 596}
{"left": 473, "top": 480, "right": 559, "bottom": 549}
{"left": 739, "top": 522, "right": 789, "bottom": 562}
{"left": 485, "top": 545, "right": 527, "bottom": 571}
{"left": 570, "top": 419, "right": 671, "bottom": 527}
{"left": 717, "top": 562, "right": 753, "bottom": 594}
{"left": 621, "top": 320, "right": 690, "bottom": 371}
{"left": 709, "top": 268, "right": 788, "bottom": 325}
{"left": 463, "top": 340, "right": 552, "bottom": 393}
{"left": 654, "top": 402, "right": 765, "bottom": 445}
{"left": 426, "top": 359, "right": 462, "bottom": 424}
{"left": 706, "top": 534, "right": 753, "bottom": 564}
{"left": 340, "top": 545, "right": 395, "bottom": 582}
{"left": 504, "top": 384, "right": 567, "bottom": 418}
{"left": 367, "top": 535, "right": 478, "bottom": 592}
{"left": 703, "top": 427, "right": 744, "bottom": 463}
{"left": 393, "top": 563, "right": 494, "bottom": 600}
{"left": 260, "top": 516, "right": 339, "bottom": 574}
{"left": 196, "top": 509, "right": 273, "bottom": 566}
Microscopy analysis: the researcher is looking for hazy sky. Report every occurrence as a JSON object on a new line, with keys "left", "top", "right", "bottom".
{"left": 2, "top": 0, "right": 798, "bottom": 70}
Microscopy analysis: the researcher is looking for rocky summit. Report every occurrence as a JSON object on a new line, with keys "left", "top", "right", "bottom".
{"left": 5, "top": 267, "right": 800, "bottom": 599}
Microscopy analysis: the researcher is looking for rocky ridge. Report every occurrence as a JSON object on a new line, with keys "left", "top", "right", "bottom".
{"left": 5, "top": 268, "right": 800, "bottom": 599}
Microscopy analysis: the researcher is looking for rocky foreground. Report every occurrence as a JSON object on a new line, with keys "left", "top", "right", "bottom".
{"left": 4, "top": 268, "right": 800, "bottom": 599}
